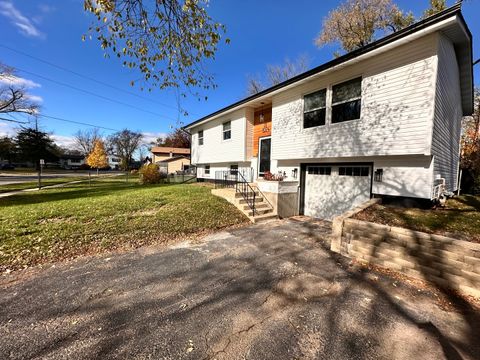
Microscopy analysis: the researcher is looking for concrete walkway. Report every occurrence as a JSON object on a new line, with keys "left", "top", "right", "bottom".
{"left": 1, "top": 219, "right": 479, "bottom": 359}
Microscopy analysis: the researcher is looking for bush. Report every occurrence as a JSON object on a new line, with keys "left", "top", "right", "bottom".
{"left": 139, "top": 164, "right": 162, "bottom": 184}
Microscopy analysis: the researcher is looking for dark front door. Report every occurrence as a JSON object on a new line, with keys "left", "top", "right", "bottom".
{"left": 259, "top": 137, "right": 271, "bottom": 177}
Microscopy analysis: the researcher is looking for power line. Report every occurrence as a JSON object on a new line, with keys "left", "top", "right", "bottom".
{"left": 0, "top": 116, "right": 28, "bottom": 124}
{"left": 37, "top": 113, "right": 120, "bottom": 131}
{"left": 0, "top": 43, "right": 187, "bottom": 114}
{"left": 15, "top": 67, "right": 177, "bottom": 121}
{"left": 0, "top": 111, "right": 119, "bottom": 131}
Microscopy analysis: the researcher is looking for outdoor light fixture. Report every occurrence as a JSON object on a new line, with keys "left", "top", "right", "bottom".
{"left": 374, "top": 169, "right": 383, "bottom": 182}
{"left": 292, "top": 168, "right": 298, "bottom": 179}
{"left": 259, "top": 102, "right": 265, "bottom": 123}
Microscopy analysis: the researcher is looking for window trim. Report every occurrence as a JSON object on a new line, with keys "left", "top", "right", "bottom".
{"left": 302, "top": 88, "right": 327, "bottom": 129}
{"left": 222, "top": 121, "right": 232, "bottom": 141}
{"left": 204, "top": 164, "right": 210, "bottom": 176}
{"left": 198, "top": 130, "right": 204, "bottom": 146}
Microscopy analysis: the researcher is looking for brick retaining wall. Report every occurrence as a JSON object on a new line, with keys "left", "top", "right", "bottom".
{"left": 338, "top": 218, "right": 480, "bottom": 298}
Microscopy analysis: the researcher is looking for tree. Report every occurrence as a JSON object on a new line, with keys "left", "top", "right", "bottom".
{"left": 15, "top": 128, "right": 58, "bottom": 169}
{"left": 0, "top": 136, "right": 17, "bottom": 164}
{"left": 153, "top": 128, "right": 191, "bottom": 148}
{"left": 315, "top": 0, "right": 414, "bottom": 53}
{"left": 0, "top": 63, "right": 39, "bottom": 114}
{"left": 83, "top": 0, "right": 228, "bottom": 97}
{"left": 74, "top": 128, "right": 102, "bottom": 156}
{"left": 423, "top": 0, "right": 447, "bottom": 18}
{"left": 108, "top": 129, "right": 143, "bottom": 170}
{"left": 87, "top": 140, "right": 109, "bottom": 175}
{"left": 460, "top": 88, "right": 480, "bottom": 192}
{"left": 247, "top": 56, "right": 310, "bottom": 95}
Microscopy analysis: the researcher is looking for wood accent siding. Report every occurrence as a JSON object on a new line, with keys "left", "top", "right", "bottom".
{"left": 253, "top": 106, "right": 272, "bottom": 157}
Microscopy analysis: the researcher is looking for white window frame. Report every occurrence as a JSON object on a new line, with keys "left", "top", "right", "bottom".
{"left": 204, "top": 165, "right": 210, "bottom": 176}
{"left": 198, "top": 130, "right": 204, "bottom": 146}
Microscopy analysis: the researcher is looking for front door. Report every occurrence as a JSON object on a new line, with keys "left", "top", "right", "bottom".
{"left": 258, "top": 137, "right": 271, "bottom": 177}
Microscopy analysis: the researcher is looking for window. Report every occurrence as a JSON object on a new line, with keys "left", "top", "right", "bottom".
{"left": 223, "top": 121, "right": 231, "bottom": 140}
{"left": 204, "top": 165, "right": 210, "bottom": 175}
{"left": 70, "top": 158, "right": 82, "bottom": 164}
{"left": 198, "top": 130, "right": 204, "bottom": 145}
{"left": 332, "top": 77, "right": 362, "bottom": 123}
{"left": 230, "top": 164, "right": 238, "bottom": 175}
{"left": 303, "top": 89, "right": 327, "bottom": 128}
{"left": 308, "top": 166, "right": 331, "bottom": 175}
{"left": 339, "top": 166, "right": 369, "bottom": 177}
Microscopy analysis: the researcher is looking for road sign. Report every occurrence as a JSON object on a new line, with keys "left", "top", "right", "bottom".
{"left": 39, "top": 159, "right": 45, "bottom": 165}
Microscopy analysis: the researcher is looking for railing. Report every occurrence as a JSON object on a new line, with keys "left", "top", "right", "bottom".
{"left": 214, "top": 168, "right": 257, "bottom": 216}
{"left": 214, "top": 168, "right": 254, "bottom": 189}
{"left": 235, "top": 170, "right": 256, "bottom": 216}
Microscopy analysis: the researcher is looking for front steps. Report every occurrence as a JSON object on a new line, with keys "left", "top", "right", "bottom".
{"left": 211, "top": 187, "right": 277, "bottom": 223}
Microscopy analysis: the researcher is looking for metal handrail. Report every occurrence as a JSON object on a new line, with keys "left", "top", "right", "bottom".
{"left": 236, "top": 170, "right": 256, "bottom": 216}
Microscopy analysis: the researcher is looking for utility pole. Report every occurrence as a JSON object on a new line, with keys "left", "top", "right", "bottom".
{"left": 34, "top": 116, "right": 43, "bottom": 190}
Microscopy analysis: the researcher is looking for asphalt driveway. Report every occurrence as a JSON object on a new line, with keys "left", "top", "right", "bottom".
{"left": 1, "top": 219, "right": 479, "bottom": 359}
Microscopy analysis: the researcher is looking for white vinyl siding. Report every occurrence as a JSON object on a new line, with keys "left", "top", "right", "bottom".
{"left": 372, "top": 155, "right": 434, "bottom": 198}
{"left": 191, "top": 109, "right": 247, "bottom": 164}
{"left": 431, "top": 34, "right": 463, "bottom": 192}
{"left": 271, "top": 33, "right": 438, "bottom": 160}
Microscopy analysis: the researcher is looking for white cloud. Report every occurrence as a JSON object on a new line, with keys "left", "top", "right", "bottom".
{"left": 0, "top": 1, "right": 44, "bottom": 38}
{"left": 141, "top": 131, "right": 168, "bottom": 145}
{"left": 0, "top": 121, "right": 19, "bottom": 137}
{"left": 52, "top": 134, "right": 77, "bottom": 148}
{"left": 0, "top": 74, "right": 41, "bottom": 89}
{"left": 25, "top": 94, "right": 43, "bottom": 103}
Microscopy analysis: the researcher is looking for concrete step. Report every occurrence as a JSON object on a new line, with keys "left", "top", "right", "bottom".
{"left": 237, "top": 197, "right": 264, "bottom": 204}
{"left": 234, "top": 190, "right": 260, "bottom": 198}
{"left": 250, "top": 213, "right": 278, "bottom": 223}
{"left": 242, "top": 203, "right": 271, "bottom": 212}
{"left": 246, "top": 207, "right": 274, "bottom": 217}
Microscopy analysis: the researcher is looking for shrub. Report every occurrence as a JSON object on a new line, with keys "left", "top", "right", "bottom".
{"left": 263, "top": 171, "right": 285, "bottom": 181}
{"left": 139, "top": 164, "right": 162, "bottom": 184}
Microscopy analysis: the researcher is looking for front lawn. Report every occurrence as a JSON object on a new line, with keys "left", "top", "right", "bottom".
{"left": 0, "top": 178, "right": 247, "bottom": 272}
{"left": 353, "top": 195, "right": 480, "bottom": 242}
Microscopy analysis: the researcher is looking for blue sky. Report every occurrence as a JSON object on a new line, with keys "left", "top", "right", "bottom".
{"left": 0, "top": 0, "right": 478, "bottom": 147}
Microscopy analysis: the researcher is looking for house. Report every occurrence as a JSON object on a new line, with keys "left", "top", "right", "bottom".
{"left": 59, "top": 154, "right": 85, "bottom": 169}
{"left": 184, "top": 4, "right": 473, "bottom": 220}
{"left": 151, "top": 146, "right": 191, "bottom": 174}
{"left": 107, "top": 154, "right": 121, "bottom": 170}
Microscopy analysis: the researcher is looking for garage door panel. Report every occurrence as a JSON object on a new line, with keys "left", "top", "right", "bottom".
{"left": 304, "top": 165, "right": 371, "bottom": 220}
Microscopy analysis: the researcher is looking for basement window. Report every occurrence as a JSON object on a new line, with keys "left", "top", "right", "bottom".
{"left": 303, "top": 89, "right": 327, "bottom": 128}
{"left": 332, "top": 77, "right": 362, "bottom": 123}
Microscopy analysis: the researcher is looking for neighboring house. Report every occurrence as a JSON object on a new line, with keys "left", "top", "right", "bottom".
{"left": 107, "top": 154, "right": 121, "bottom": 170}
{"left": 59, "top": 154, "right": 85, "bottom": 169}
{"left": 185, "top": 5, "right": 473, "bottom": 220}
{"left": 151, "top": 146, "right": 191, "bottom": 174}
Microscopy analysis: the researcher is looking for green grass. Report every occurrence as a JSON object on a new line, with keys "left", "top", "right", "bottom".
{"left": 354, "top": 195, "right": 480, "bottom": 242}
{"left": 0, "top": 176, "right": 90, "bottom": 193}
{"left": 0, "top": 178, "right": 247, "bottom": 272}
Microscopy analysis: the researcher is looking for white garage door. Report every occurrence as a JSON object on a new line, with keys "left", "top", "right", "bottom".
{"left": 304, "top": 165, "right": 371, "bottom": 220}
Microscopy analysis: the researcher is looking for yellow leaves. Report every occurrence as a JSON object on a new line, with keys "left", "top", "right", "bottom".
{"left": 86, "top": 140, "right": 109, "bottom": 169}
